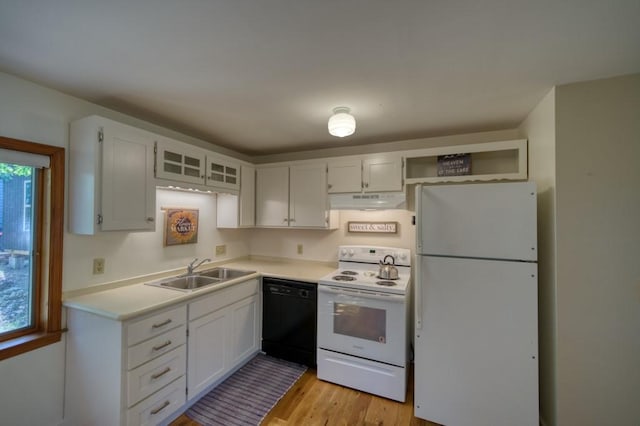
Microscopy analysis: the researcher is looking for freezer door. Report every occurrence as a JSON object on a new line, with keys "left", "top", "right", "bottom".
{"left": 414, "top": 255, "right": 538, "bottom": 426}
{"left": 416, "top": 181, "right": 537, "bottom": 261}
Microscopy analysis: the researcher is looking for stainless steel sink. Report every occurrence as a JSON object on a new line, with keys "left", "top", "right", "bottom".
{"left": 197, "top": 267, "right": 254, "bottom": 280}
{"left": 145, "top": 267, "right": 255, "bottom": 292}
{"left": 146, "top": 275, "right": 223, "bottom": 292}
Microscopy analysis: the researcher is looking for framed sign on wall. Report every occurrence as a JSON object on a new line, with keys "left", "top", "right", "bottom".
{"left": 347, "top": 221, "right": 398, "bottom": 234}
{"left": 163, "top": 208, "right": 199, "bottom": 246}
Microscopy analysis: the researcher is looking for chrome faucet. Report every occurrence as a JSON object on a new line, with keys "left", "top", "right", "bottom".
{"left": 186, "top": 258, "right": 211, "bottom": 275}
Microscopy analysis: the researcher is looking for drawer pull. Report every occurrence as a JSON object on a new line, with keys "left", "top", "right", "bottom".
{"left": 150, "top": 400, "right": 170, "bottom": 415}
{"left": 152, "top": 340, "right": 172, "bottom": 351}
{"left": 151, "top": 367, "right": 171, "bottom": 380}
{"left": 151, "top": 319, "right": 172, "bottom": 329}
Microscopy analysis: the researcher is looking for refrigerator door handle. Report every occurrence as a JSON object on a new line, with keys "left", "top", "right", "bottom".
{"left": 415, "top": 184, "right": 423, "bottom": 330}
{"left": 415, "top": 254, "right": 422, "bottom": 330}
{"left": 415, "top": 184, "right": 423, "bottom": 253}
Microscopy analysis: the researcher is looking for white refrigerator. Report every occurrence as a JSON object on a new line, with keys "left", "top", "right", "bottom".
{"left": 414, "top": 182, "right": 539, "bottom": 426}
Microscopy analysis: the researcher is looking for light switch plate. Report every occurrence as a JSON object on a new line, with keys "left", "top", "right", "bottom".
{"left": 215, "top": 245, "right": 226, "bottom": 256}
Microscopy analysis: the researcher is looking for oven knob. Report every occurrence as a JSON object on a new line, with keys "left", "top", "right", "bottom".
{"left": 397, "top": 252, "right": 407, "bottom": 261}
{"left": 340, "top": 248, "right": 347, "bottom": 256}
{"left": 348, "top": 249, "right": 355, "bottom": 257}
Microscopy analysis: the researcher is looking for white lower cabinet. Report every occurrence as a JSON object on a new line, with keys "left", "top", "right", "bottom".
{"left": 187, "top": 279, "right": 260, "bottom": 400}
{"left": 187, "top": 308, "right": 228, "bottom": 397}
{"left": 229, "top": 295, "right": 260, "bottom": 365}
{"left": 64, "top": 278, "right": 260, "bottom": 426}
{"left": 127, "top": 376, "right": 187, "bottom": 426}
{"left": 65, "top": 305, "right": 187, "bottom": 426}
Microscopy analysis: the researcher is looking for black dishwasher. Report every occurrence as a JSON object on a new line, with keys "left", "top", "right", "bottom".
{"left": 262, "top": 277, "right": 316, "bottom": 367}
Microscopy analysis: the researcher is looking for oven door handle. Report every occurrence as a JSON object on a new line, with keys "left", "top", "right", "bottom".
{"left": 318, "top": 285, "right": 405, "bottom": 302}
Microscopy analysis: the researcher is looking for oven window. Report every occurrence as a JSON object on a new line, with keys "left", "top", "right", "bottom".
{"left": 334, "top": 303, "right": 386, "bottom": 343}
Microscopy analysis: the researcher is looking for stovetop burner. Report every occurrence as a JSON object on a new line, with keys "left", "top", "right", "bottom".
{"left": 319, "top": 246, "right": 411, "bottom": 296}
{"left": 333, "top": 275, "right": 357, "bottom": 281}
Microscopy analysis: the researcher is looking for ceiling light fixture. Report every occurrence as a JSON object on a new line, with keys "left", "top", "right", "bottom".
{"left": 328, "top": 107, "right": 356, "bottom": 137}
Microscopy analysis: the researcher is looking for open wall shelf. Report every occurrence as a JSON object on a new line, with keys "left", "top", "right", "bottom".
{"left": 404, "top": 139, "right": 527, "bottom": 184}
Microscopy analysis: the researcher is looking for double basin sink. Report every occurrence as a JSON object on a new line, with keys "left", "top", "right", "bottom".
{"left": 146, "top": 267, "right": 255, "bottom": 292}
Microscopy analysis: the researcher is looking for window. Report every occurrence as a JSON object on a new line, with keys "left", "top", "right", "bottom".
{"left": 0, "top": 136, "right": 64, "bottom": 361}
{"left": 0, "top": 164, "right": 35, "bottom": 335}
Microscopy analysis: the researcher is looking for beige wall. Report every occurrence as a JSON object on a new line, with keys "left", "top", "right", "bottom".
{"left": 518, "top": 87, "right": 557, "bottom": 426}
{"left": 555, "top": 74, "right": 640, "bottom": 425}
{"left": 248, "top": 209, "right": 416, "bottom": 262}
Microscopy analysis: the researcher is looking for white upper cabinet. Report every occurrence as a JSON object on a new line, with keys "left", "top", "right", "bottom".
{"left": 255, "top": 166, "right": 289, "bottom": 227}
{"left": 256, "top": 163, "right": 336, "bottom": 228}
{"left": 327, "top": 159, "right": 362, "bottom": 193}
{"left": 69, "top": 115, "right": 156, "bottom": 234}
{"left": 289, "top": 163, "right": 329, "bottom": 227}
{"left": 155, "top": 137, "right": 241, "bottom": 193}
{"left": 155, "top": 138, "right": 206, "bottom": 185}
{"left": 327, "top": 155, "right": 403, "bottom": 193}
{"left": 206, "top": 157, "right": 239, "bottom": 191}
{"left": 217, "top": 166, "right": 255, "bottom": 228}
{"left": 363, "top": 156, "right": 403, "bottom": 192}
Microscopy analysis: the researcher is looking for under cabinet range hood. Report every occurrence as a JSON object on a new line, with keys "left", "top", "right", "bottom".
{"left": 329, "top": 192, "right": 406, "bottom": 210}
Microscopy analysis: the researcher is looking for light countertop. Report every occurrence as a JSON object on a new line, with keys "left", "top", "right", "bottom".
{"left": 62, "top": 256, "right": 336, "bottom": 321}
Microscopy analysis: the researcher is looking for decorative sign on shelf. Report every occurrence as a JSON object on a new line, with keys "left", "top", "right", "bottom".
{"left": 347, "top": 221, "right": 398, "bottom": 234}
{"left": 163, "top": 208, "right": 199, "bottom": 246}
{"left": 437, "top": 153, "right": 472, "bottom": 176}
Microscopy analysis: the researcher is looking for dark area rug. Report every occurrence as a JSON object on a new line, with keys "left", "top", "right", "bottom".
{"left": 186, "top": 353, "right": 307, "bottom": 426}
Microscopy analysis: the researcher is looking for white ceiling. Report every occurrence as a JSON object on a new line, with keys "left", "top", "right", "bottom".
{"left": 1, "top": 1, "right": 639, "bottom": 156}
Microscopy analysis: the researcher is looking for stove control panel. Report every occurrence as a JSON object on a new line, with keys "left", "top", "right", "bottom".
{"left": 337, "top": 245, "right": 411, "bottom": 266}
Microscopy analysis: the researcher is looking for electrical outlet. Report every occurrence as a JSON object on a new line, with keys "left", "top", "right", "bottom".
{"left": 297, "top": 244, "right": 303, "bottom": 255}
{"left": 93, "top": 258, "right": 105, "bottom": 275}
{"left": 215, "top": 245, "right": 226, "bottom": 256}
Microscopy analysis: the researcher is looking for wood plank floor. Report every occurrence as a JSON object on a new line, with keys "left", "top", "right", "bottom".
{"left": 170, "top": 368, "right": 439, "bottom": 426}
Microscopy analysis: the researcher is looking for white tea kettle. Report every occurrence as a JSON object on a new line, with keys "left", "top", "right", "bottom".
{"left": 378, "top": 255, "right": 399, "bottom": 280}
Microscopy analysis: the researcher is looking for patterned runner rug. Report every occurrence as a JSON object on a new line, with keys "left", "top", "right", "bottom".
{"left": 186, "top": 353, "right": 307, "bottom": 425}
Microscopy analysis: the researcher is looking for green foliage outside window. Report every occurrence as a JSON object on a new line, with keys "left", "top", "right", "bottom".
{"left": 0, "top": 163, "right": 32, "bottom": 180}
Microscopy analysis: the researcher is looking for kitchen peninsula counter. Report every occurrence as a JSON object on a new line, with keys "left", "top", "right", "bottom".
{"left": 63, "top": 256, "right": 335, "bottom": 321}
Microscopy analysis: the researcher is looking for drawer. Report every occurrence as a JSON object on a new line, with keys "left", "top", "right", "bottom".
{"left": 127, "top": 325, "right": 187, "bottom": 370}
{"left": 189, "top": 278, "right": 259, "bottom": 320}
{"left": 127, "top": 345, "right": 186, "bottom": 407}
{"left": 127, "top": 305, "right": 186, "bottom": 346}
{"left": 127, "top": 375, "right": 186, "bottom": 426}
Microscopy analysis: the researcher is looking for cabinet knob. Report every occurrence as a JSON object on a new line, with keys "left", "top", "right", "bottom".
{"left": 328, "top": 184, "right": 332, "bottom": 189}
{"left": 290, "top": 218, "right": 296, "bottom": 223}
{"left": 363, "top": 182, "right": 369, "bottom": 188}
{"left": 146, "top": 217, "right": 155, "bottom": 222}
{"left": 283, "top": 218, "right": 289, "bottom": 223}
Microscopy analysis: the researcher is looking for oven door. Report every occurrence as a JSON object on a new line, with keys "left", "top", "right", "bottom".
{"left": 317, "top": 284, "right": 407, "bottom": 366}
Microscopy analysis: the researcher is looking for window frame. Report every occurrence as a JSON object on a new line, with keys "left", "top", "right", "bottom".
{"left": 23, "top": 179, "right": 33, "bottom": 232}
{"left": 0, "top": 135, "right": 64, "bottom": 361}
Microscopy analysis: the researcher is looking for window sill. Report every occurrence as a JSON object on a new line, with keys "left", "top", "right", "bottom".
{"left": 0, "top": 330, "right": 62, "bottom": 361}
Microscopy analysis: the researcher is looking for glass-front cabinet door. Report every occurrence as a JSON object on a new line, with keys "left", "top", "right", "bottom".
{"left": 155, "top": 139, "right": 206, "bottom": 185}
{"left": 205, "top": 157, "right": 240, "bottom": 191}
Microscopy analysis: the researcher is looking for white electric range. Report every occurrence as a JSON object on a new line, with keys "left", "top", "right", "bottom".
{"left": 316, "top": 245, "right": 411, "bottom": 402}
